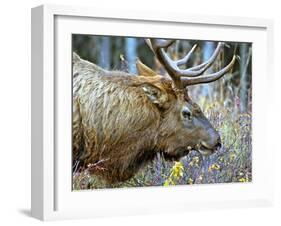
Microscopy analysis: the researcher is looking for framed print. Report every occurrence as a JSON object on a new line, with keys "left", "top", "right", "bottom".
{"left": 31, "top": 4, "right": 274, "bottom": 221}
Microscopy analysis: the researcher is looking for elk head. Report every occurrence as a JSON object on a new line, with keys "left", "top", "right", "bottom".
{"left": 137, "top": 39, "right": 236, "bottom": 158}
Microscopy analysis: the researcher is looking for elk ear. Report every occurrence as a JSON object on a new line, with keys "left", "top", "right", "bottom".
{"left": 142, "top": 83, "right": 168, "bottom": 108}
{"left": 136, "top": 59, "right": 157, "bottom": 77}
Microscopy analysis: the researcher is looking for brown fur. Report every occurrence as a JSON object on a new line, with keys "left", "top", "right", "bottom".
{"left": 73, "top": 53, "right": 218, "bottom": 184}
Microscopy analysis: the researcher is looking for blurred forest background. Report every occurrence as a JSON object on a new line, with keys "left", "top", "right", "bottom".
{"left": 72, "top": 34, "right": 252, "bottom": 189}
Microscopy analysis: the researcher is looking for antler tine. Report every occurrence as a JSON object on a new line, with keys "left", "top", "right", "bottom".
{"left": 175, "top": 44, "right": 197, "bottom": 66}
{"left": 148, "top": 38, "right": 236, "bottom": 89}
{"left": 181, "top": 55, "right": 236, "bottom": 86}
{"left": 151, "top": 39, "right": 175, "bottom": 49}
{"left": 184, "top": 42, "right": 224, "bottom": 73}
{"left": 172, "top": 42, "right": 224, "bottom": 77}
{"left": 152, "top": 40, "right": 225, "bottom": 78}
{"left": 150, "top": 39, "right": 182, "bottom": 88}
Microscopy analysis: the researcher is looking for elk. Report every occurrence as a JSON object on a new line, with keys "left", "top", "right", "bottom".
{"left": 72, "top": 39, "right": 236, "bottom": 184}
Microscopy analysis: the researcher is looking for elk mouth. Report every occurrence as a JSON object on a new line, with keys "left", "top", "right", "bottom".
{"left": 198, "top": 147, "right": 214, "bottom": 156}
{"left": 162, "top": 147, "right": 190, "bottom": 161}
{"left": 197, "top": 142, "right": 216, "bottom": 156}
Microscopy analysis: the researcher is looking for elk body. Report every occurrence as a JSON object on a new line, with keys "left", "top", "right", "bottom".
{"left": 73, "top": 39, "right": 236, "bottom": 184}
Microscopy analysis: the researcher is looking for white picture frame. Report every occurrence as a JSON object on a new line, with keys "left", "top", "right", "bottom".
{"left": 31, "top": 4, "right": 274, "bottom": 221}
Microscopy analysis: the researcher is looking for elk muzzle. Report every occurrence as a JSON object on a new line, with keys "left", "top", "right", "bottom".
{"left": 197, "top": 128, "right": 221, "bottom": 156}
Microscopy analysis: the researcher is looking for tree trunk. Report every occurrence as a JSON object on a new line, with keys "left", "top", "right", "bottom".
{"left": 99, "top": 37, "right": 111, "bottom": 70}
{"left": 125, "top": 38, "right": 137, "bottom": 74}
{"left": 202, "top": 41, "right": 215, "bottom": 99}
{"left": 239, "top": 43, "right": 250, "bottom": 112}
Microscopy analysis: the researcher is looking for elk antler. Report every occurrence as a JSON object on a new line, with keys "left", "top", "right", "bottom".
{"left": 146, "top": 39, "right": 236, "bottom": 90}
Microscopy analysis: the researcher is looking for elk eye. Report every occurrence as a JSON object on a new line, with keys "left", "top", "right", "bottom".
{"left": 182, "top": 108, "right": 192, "bottom": 120}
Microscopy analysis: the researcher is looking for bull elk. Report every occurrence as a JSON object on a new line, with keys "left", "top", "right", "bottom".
{"left": 72, "top": 38, "right": 236, "bottom": 184}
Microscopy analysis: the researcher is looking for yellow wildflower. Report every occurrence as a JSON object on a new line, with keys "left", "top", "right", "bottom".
{"left": 238, "top": 177, "right": 249, "bottom": 182}
{"left": 229, "top": 153, "right": 236, "bottom": 161}
{"left": 189, "top": 156, "right": 200, "bottom": 167}
{"left": 163, "top": 161, "right": 184, "bottom": 186}
{"left": 208, "top": 163, "right": 221, "bottom": 172}
{"left": 171, "top": 161, "right": 184, "bottom": 179}
{"left": 187, "top": 178, "right": 193, "bottom": 185}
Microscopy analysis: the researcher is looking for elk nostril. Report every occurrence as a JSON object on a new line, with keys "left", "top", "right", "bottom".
{"left": 216, "top": 142, "right": 222, "bottom": 149}
{"left": 216, "top": 136, "right": 221, "bottom": 147}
